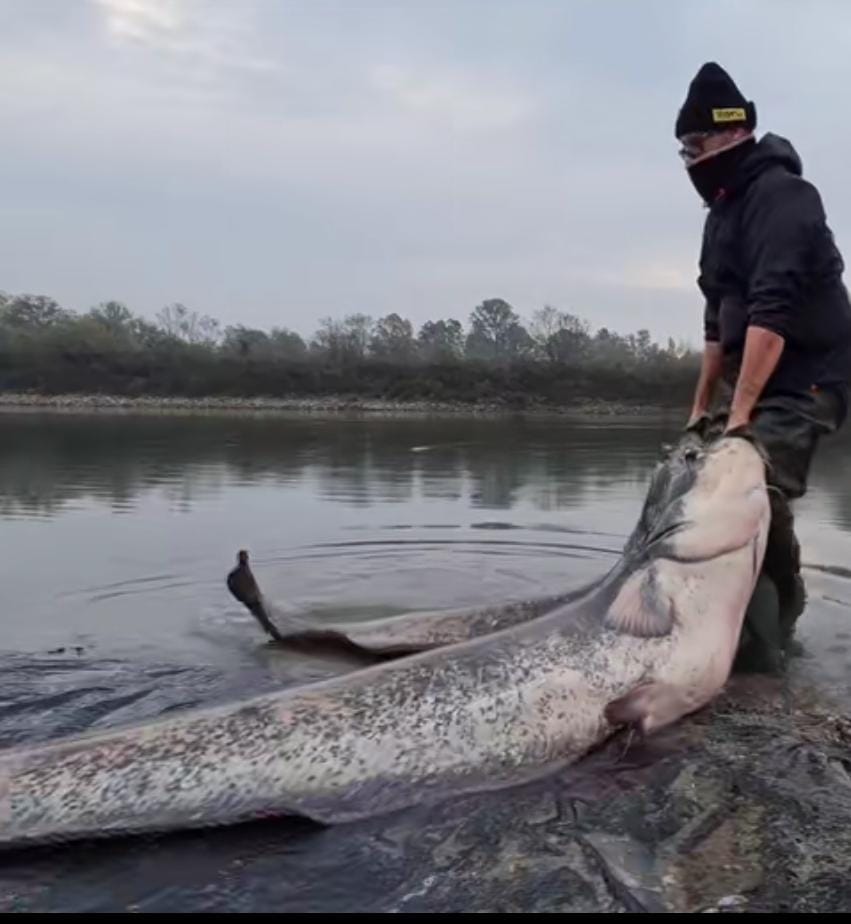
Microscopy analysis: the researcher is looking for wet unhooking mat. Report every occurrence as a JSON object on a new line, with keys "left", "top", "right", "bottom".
{"left": 1, "top": 651, "right": 850, "bottom": 913}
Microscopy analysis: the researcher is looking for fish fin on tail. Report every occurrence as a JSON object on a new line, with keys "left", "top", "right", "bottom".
{"left": 604, "top": 567, "right": 675, "bottom": 638}
{"left": 605, "top": 681, "right": 697, "bottom": 736}
{"left": 226, "top": 547, "right": 587, "bottom": 655}
{"left": 248, "top": 600, "right": 289, "bottom": 643}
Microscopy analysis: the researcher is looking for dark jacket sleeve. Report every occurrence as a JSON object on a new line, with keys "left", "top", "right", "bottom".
{"left": 741, "top": 175, "right": 822, "bottom": 339}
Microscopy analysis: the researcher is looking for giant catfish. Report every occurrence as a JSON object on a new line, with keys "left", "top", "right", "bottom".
{"left": 0, "top": 433, "right": 770, "bottom": 848}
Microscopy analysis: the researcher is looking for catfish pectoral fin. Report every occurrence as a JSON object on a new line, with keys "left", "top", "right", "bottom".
{"left": 605, "top": 680, "right": 697, "bottom": 736}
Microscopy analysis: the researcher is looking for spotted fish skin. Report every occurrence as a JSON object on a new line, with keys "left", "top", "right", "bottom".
{"left": 0, "top": 436, "right": 769, "bottom": 848}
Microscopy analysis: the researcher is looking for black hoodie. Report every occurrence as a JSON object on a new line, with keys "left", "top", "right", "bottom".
{"left": 697, "top": 132, "right": 851, "bottom": 399}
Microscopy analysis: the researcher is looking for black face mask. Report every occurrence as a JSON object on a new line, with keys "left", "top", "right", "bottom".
{"left": 686, "top": 138, "right": 756, "bottom": 205}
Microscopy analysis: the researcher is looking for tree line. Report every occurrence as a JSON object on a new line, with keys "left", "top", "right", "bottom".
{"left": 0, "top": 292, "right": 700, "bottom": 407}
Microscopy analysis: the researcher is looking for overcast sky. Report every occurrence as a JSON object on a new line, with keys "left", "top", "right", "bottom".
{"left": 1, "top": 0, "right": 849, "bottom": 345}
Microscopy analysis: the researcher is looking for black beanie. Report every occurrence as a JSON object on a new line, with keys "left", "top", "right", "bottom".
{"left": 675, "top": 62, "right": 757, "bottom": 137}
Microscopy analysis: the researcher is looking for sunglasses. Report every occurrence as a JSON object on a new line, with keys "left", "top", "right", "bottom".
{"left": 677, "top": 132, "right": 714, "bottom": 162}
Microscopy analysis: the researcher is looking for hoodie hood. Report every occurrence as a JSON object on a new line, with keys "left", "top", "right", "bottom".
{"left": 729, "top": 132, "right": 803, "bottom": 194}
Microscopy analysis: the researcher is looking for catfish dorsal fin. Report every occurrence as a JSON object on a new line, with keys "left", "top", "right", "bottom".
{"left": 604, "top": 566, "right": 675, "bottom": 638}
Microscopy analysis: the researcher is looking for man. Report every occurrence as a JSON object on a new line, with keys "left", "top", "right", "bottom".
{"left": 675, "top": 62, "right": 851, "bottom": 672}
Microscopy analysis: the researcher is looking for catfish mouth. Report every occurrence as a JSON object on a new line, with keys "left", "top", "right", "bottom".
{"left": 749, "top": 535, "right": 761, "bottom": 585}
{"left": 651, "top": 523, "right": 759, "bottom": 565}
{"left": 642, "top": 498, "right": 766, "bottom": 567}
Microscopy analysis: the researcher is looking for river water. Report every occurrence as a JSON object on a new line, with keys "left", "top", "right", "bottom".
{"left": 1, "top": 409, "right": 850, "bottom": 911}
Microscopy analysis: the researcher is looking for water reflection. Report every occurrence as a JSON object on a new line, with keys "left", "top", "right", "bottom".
{"left": 804, "top": 436, "right": 851, "bottom": 532}
{"left": 0, "top": 412, "right": 679, "bottom": 518}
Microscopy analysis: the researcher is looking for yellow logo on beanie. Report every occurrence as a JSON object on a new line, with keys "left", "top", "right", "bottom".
{"left": 712, "top": 107, "right": 746, "bottom": 123}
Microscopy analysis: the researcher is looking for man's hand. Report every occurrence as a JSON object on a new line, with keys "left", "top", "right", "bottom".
{"left": 724, "top": 325, "right": 785, "bottom": 432}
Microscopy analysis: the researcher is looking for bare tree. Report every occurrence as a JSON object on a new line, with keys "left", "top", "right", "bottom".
{"left": 156, "top": 303, "right": 221, "bottom": 346}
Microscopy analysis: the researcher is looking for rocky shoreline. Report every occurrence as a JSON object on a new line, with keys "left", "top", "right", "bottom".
{"left": 0, "top": 391, "right": 680, "bottom": 419}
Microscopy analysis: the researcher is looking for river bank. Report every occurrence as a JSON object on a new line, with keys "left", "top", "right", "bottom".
{"left": 0, "top": 391, "right": 682, "bottom": 420}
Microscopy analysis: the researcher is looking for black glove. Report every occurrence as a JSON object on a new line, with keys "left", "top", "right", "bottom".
{"left": 684, "top": 413, "right": 712, "bottom": 440}
{"left": 723, "top": 422, "right": 756, "bottom": 443}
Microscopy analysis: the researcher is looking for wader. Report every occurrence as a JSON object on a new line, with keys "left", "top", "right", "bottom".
{"left": 698, "top": 379, "right": 846, "bottom": 673}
